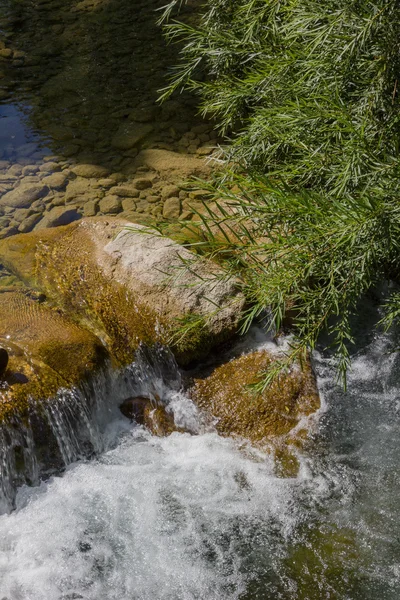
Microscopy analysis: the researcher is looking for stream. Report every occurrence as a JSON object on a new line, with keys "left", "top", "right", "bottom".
{"left": 0, "top": 323, "right": 399, "bottom": 600}
{"left": 1, "top": 0, "right": 400, "bottom": 598}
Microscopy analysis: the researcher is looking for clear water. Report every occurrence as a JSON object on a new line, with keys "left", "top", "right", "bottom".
{"left": 0, "top": 330, "right": 399, "bottom": 600}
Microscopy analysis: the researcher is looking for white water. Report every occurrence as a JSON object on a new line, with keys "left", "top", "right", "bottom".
{"left": 0, "top": 328, "right": 399, "bottom": 599}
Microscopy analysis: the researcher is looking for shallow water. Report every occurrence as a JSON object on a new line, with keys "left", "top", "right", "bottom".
{"left": 0, "top": 0, "right": 215, "bottom": 239}
{"left": 0, "top": 328, "right": 399, "bottom": 600}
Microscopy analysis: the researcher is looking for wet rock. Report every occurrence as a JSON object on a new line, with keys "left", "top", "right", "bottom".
{"left": 39, "top": 161, "right": 61, "bottom": 173}
{"left": 0, "top": 290, "right": 107, "bottom": 425}
{"left": 163, "top": 197, "right": 181, "bottom": 219}
{"left": 134, "top": 149, "right": 211, "bottom": 180}
{"left": 18, "top": 213, "right": 42, "bottom": 233}
{"left": 0, "top": 226, "right": 19, "bottom": 239}
{"left": 161, "top": 184, "right": 180, "bottom": 200}
{"left": 98, "top": 178, "right": 114, "bottom": 187}
{"left": 22, "top": 165, "right": 39, "bottom": 176}
{"left": 191, "top": 350, "right": 320, "bottom": 452}
{"left": 119, "top": 396, "right": 150, "bottom": 423}
{"left": 109, "top": 185, "right": 139, "bottom": 198}
{"left": 146, "top": 195, "right": 160, "bottom": 204}
{"left": 7, "top": 164, "right": 23, "bottom": 177}
{"left": 42, "top": 173, "right": 67, "bottom": 189}
{"left": 83, "top": 199, "right": 99, "bottom": 217}
{"left": 0, "top": 184, "right": 49, "bottom": 209}
{"left": 0, "top": 218, "right": 245, "bottom": 365}
{"left": 129, "top": 106, "right": 157, "bottom": 123}
{"left": 71, "top": 164, "right": 110, "bottom": 179}
{"left": 133, "top": 178, "right": 152, "bottom": 191}
{"left": 65, "top": 178, "right": 91, "bottom": 201}
{"left": 111, "top": 123, "right": 154, "bottom": 151}
{"left": 0, "top": 48, "right": 13, "bottom": 59}
{"left": 13, "top": 208, "right": 33, "bottom": 223}
{"left": 121, "top": 198, "right": 137, "bottom": 212}
{"left": 109, "top": 173, "right": 126, "bottom": 184}
{"left": 119, "top": 396, "right": 177, "bottom": 436}
{"left": 196, "top": 144, "right": 215, "bottom": 156}
{"left": 36, "top": 206, "right": 81, "bottom": 229}
{"left": 99, "top": 195, "right": 122, "bottom": 214}
{"left": 0, "top": 348, "right": 8, "bottom": 377}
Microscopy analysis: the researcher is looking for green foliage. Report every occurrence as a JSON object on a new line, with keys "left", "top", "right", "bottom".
{"left": 160, "top": 0, "right": 400, "bottom": 384}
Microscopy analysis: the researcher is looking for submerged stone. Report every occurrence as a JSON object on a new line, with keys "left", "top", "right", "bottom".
{"left": 0, "top": 184, "right": 48, "bottom": 208}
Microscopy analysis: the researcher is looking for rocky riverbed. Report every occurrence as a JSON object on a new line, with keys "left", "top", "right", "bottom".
{"left": 0, "top": 0, "right": 218, "bottom": 239}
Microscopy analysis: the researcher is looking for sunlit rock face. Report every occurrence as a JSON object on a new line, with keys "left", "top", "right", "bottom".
{"left": 0, "top": 217, "right": 245, "bottom": 367}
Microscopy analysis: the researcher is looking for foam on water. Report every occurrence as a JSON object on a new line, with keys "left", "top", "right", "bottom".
{"left": 0, "top": 328, "right": 400, "bottom": 599}
{"left": 0, "top": 426, "right": 300, "bottom": 600}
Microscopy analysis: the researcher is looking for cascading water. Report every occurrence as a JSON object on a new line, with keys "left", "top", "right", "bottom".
{"left": 0, "top": 328, "right": 399, "bottom": 599}
{"left": 0, "top": 344, "right": 182, "bottom": 513}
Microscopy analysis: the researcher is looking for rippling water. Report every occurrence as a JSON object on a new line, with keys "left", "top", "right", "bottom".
{"left": 0, "top": 326, "right": 399, "bottom": 600}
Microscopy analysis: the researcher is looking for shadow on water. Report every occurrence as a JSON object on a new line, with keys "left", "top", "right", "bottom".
{"left": 0, "top": 0, "right": 203, "bottom": 168}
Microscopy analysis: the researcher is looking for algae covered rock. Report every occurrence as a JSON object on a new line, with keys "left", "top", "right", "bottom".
{"left": 0, "top": 218, "right": 245, "bottom": 366}
{"left": 0, "top": 290, "right": 107, "bottom": 424}
{"left": 190, "top": 349, "right": 320, "bottom": 473}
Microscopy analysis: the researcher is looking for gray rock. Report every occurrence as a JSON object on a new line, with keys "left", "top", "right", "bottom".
{"left": 99, "top": 195, "right": 122, "bottom": 214}
{"left": 0, "top": 184, "right": 49, "bottom": 208}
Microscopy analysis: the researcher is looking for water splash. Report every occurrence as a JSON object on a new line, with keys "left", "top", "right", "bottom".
{"left": 0, "top": 344, "right": 183, "bottom": 514}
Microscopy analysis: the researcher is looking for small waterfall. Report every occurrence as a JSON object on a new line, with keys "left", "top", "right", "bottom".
{"left": 0, "top": 344, "right": 182, "bottom": 514}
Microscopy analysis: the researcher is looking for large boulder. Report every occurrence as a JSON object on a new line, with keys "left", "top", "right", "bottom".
{"left": 0, "top": 218, "right": 245, "bottom": 365}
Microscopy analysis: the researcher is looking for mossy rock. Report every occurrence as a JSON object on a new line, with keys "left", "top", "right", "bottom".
{"left": 190, "top": 349, "right": 320, "bottom": 473}
{"left": 0, "top": 218, "right": 245, "bottom": 366}
{"left": 0, "top": 290, "right": 107, "bottom": 425}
